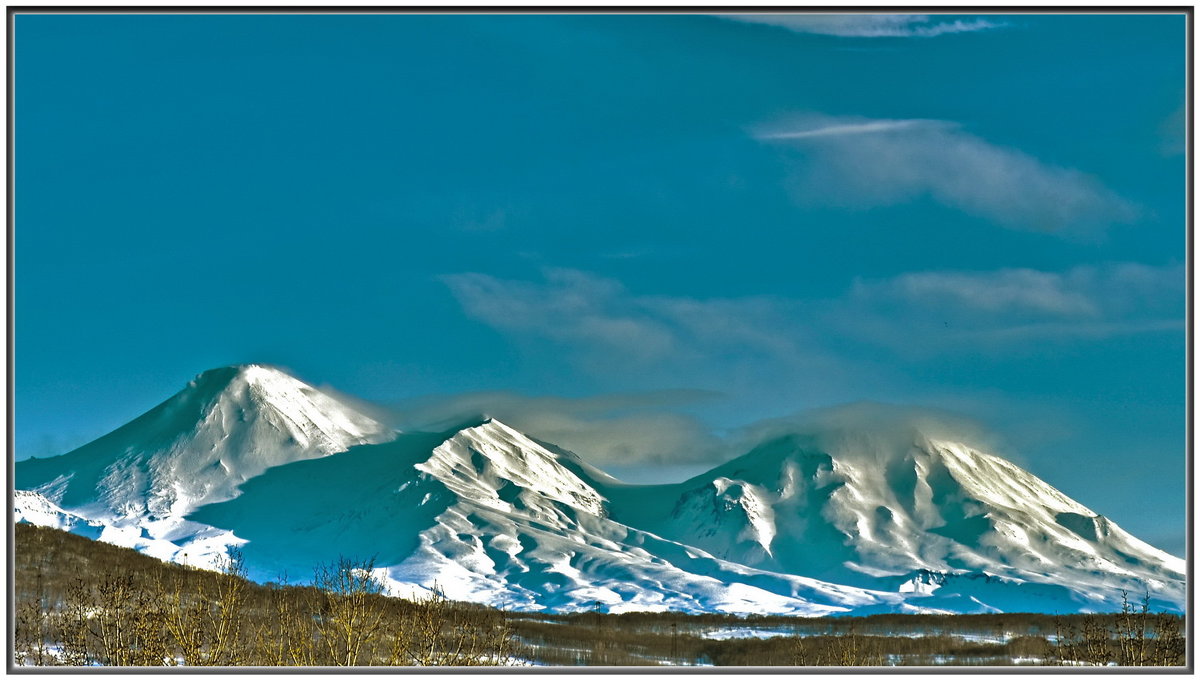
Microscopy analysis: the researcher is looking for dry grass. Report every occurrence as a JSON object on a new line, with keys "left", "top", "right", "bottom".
{"left": 12, "top": 524, "right": 1187, "bottom": 667}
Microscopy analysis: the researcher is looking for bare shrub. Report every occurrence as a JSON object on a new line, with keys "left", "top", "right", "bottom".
{"left": 311, "top": 557, "right": 386, "bottom": 666}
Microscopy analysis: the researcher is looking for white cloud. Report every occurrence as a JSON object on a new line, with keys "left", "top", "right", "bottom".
{"left": 442, "top": 268, "right": 810, "bottom": 366}
{"left": 852, "top": 269, "right": 1102, "bottom": 318}
{"left": 755, "top": 115, "right": 1136, "bottom": 235}
{"left": 722, "top": 14, "right": 1003, "bottom": 38}
{"left": 841, "top": 263, "right": 1184, "bottom": 351}
{"left": 445, "top": 264, "right": 1183, "bottom": 370}
{"left": 441, "top": 268, "right": 871, "bottom": 409}
{"left": 387, "top": 390, "right": 727, "bottom": 468}
{"left": 438, "top": 262, "right": 1182, "bottom": 419}
{"left": 757, "top": 119, "right": 946, "bottom": 140}
{"left": 442, "top": 269, "right": 678, "bottom": 361}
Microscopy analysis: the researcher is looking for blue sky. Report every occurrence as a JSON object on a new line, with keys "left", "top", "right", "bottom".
{"left": 14, "top": 13, "right": 1188, "bottom": 555}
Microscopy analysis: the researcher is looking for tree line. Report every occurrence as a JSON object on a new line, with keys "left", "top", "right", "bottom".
{"left": 14, "top": 524, "right": 514, "bottom": 666}
{"left": 13, "top": 523, "right": 1187, "bottom": 667}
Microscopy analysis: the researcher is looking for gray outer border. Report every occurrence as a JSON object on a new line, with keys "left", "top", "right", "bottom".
{"left": 4, "top": 5, "right": 1193, "bottom": 675}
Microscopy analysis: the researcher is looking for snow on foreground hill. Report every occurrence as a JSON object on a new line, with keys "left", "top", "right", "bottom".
{"left": 14, "top": 365, "right": 1186, "bottom": 616}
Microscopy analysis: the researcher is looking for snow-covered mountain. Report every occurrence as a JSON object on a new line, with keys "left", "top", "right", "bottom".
{"left": 14, "top": 365, "right": 1186, "bottom": 615}
{"left": 604, "top": 432, "right": 1186, "bottom": 613}
{"left": 189, "top": 418, "right": 912, "bottom": 615}
{"left": 15, "top": 365, "right": 397, "bottom": 567}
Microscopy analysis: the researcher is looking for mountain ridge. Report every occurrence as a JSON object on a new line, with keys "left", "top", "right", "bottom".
{"left": 13, "top": 365, "right": 1186, "bottom": 615}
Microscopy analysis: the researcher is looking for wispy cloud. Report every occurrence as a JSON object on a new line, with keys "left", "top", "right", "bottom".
{"left": 444, "top": 264, "right": 1183, "bottom": 371}
{"left": 382, "top": 391, "right": 1016, "bottom": 474}
{"left": 841, "top": 263, "right": 1185, "bottom": 352}
{"left": 755, "top": 115, "right": 1136, "bottom": 235}
{"left": 387, "top": 390, "right": 728, "bottom": 468}
{"left": 852, "top": 263, "right": 1184, "bottom": 318}
{"left": 1159, "top": 101, "right": 1186, "bottom": 156}
{"left": 442, "top": 268, "right": 809, "bottom": 366}
{"left": 757, "top": 119, "right": 946, "bottom": 140}
{"left": 440, "top": 267, "right": 866, "bottom": 409}
{"left": 853, "top": 269, "right": 1102, "bottom": 318}
{"left": 721, "top": 14, "right": 1003, "bottom": 38}
{"left": 735, "top": 402, "right": 1007, "bottom": 463}
{"left": 442, "top": 269, "right": 679, "bottom": 362}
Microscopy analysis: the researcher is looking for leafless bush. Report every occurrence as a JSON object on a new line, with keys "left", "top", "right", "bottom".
{"left": 10, "top": 525, "right": 1186, "bottom": 668}
{"left": 310, "top": 556, "right": 386, "bottom": 665}
{"left": 1054, "top": 591, "right": 1186, "bottom": 667}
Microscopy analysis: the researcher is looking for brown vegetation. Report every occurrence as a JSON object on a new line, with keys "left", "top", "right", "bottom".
{"left": 13, "top": 524, "right": 515, "bottom": 667}
{"left": 12, "top": 524, "right": 1187, "bottom": 667}
{"left": 1053, "top": 592, "right": 1186, "bottom": 666}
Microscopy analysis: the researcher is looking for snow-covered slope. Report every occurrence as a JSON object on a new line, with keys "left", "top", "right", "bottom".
{"left": 186, "top": 418, "right": 1183, "bottom": 614}
{"left": 192, "top": 418, "right": 911, "bottom": 615}
{"left": 14, "top": 490, "right": 104, "bottom": 539}
{"left": 13, "top": 366, "right": 1186, "bottom": 615}
{"left": 605, "top": 433, "right": 1185, "bottom": 613}
{"left": 14, "top": 365, "right": 397, "bottom": 567}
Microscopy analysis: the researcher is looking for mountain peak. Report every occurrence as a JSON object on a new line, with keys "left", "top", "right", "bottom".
{"left": 418, "top": 416, "right": 610, "bottom": 518}
{"left": 184, "top": 364, "right": 394, "bottom": 442}
{"left": 16, "top": 365, "right": 398, "bottom": 523}
{"left": 469, "top": 416, "right": 516, "bottom": 435}
{"left": 191, "top": 363, "right": 301, "bottom": 393}
{"left": 196, "top": 362, "right": 282, "bottom": 376}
